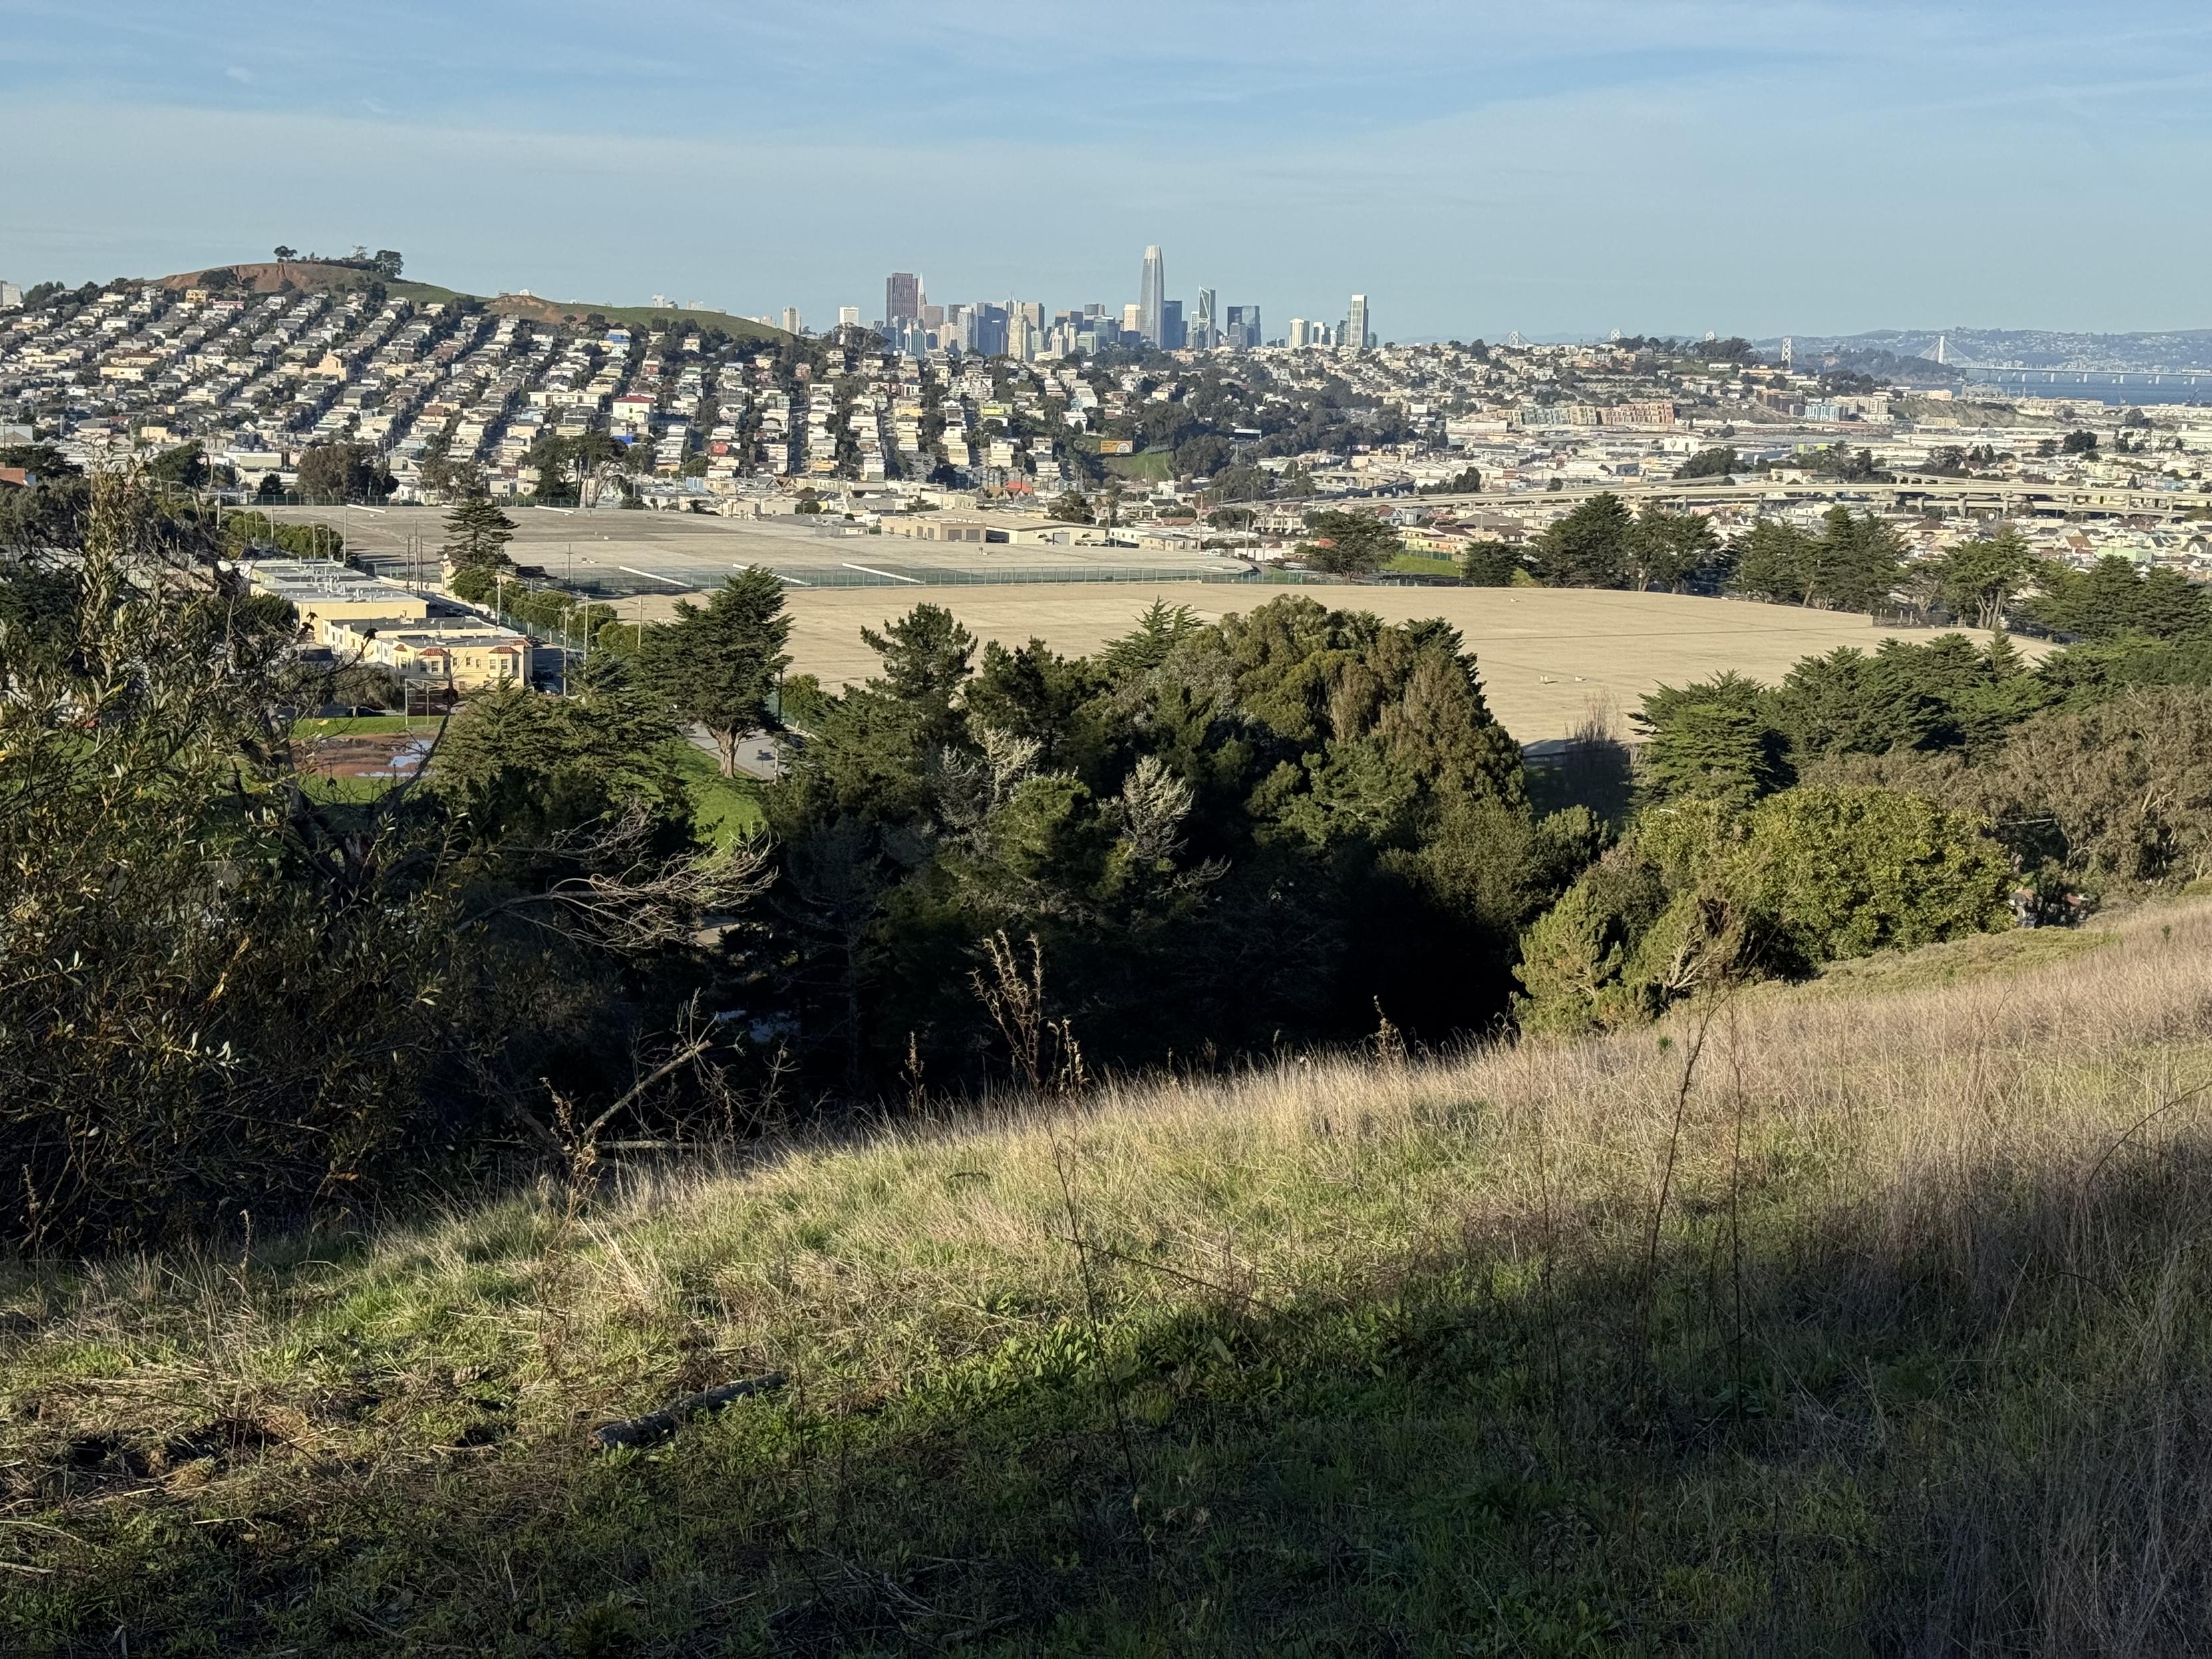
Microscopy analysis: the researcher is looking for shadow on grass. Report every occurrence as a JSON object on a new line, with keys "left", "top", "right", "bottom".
{"left": 11, "top": 1128, "right": 2212, "bottom": 1657}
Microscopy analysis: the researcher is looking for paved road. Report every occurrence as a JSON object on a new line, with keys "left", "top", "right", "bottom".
{"left": 687, "top": 723, "right": 782, "bottom": 781}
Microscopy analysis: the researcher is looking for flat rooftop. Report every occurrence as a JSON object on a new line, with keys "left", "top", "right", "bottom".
{"left": 243, "top": 556, "right": 412, "bottom": 601}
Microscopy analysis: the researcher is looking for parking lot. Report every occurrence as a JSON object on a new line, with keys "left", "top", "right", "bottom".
{"left": 265, "top": 504, "right": 1243, "bottom": 593}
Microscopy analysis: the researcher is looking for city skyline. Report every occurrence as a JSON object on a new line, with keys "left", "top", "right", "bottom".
{"left": 7, "top": 3, "right": 2212, "bottom": 338}
{"left": 832, "top": 252, "right": 1368, "bottom": 357}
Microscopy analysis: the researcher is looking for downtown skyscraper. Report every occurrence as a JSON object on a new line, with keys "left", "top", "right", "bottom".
{"left": 885, "top": 271, "right": 921, "bottom": 327}
{"left": 1138, "top": 245, "right": 1166, "bottom": 346}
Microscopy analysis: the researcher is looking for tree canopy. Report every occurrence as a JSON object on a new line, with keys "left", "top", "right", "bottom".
{"left": 1296, "top": 510, "right": 1402, "bottom": 575}
{"left": 636, "top": 568, "right": 794, "bottom": 776}
{"left": 295, "top": 440, "right": 392, "bottom": 504}
{"left": 440, "top": 495, "right": 516, "bottom": 585}
{"left": 756, "top": 593, "right": 1589, "bottom": 1091}
{"left": 1728, "top": 508, "right": 1901, "bottom": 612}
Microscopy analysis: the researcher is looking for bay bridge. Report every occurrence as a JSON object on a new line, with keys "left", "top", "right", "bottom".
{"left": 1919, "top": 335, "right": 2212, "bottom": 398}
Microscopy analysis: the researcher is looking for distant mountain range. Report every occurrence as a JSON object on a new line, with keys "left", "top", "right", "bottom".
{"left": 1760, "top": 329, "right": 2212, "bottom": 373}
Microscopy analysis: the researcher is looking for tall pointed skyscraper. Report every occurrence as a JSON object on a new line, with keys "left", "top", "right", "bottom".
{"left": 1138, "top": 245, "right": 1166, "bottom": 346}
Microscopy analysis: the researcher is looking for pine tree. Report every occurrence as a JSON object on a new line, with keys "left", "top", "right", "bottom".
{"left": 1641, "top": 699, "right": 1791, "bottom": 807}
{"left": 1531, "top": 493, "right": 1633, "bottom": 587}
{"left": 1935, "top": 525, "right": 2038, "bottom": 629}
{"left": 861, "top": 603, "right": 976, "bottom": 706}
{"left": 1730, "top": 520, "right": 1815, "bottom": 605}
{"left": 1807, "top": 508, "right": 1902, "bottom": 613}
{"left": 1461, "top": 540, "right": 1522, "bottom": 586}
{"left": 639, "top": 567, "right": 794, "bottom": 777}
{"left": 440, "top": 495, "right": 516, "bottom": 573}
{"left": 1626, "top": 506, "right": 1718, "bottom": 591}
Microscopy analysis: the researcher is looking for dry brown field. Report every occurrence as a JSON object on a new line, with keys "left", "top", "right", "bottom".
{"left": 263, "top": 509, "right": 2024, "bottom": 742}
{"left": 747, "top": 583, "right": 2009, "bottom": 742}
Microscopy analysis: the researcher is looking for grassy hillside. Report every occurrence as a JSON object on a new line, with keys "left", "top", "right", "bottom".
{"left": 487, "top": 293, "right": 788, "bottom": 343}
{"left": 6, "top": 902, "right": 2212, "bottom": 1652}
{"left": 152, "top": 261, "right": 786, "bottom": 341}
{"left": 155, "top": 261, "right": 464, "bottom": 307}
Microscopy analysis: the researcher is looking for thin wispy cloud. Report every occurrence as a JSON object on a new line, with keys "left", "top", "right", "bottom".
{"left": 7, "top": 1, "right": 2211, "bottom": 336}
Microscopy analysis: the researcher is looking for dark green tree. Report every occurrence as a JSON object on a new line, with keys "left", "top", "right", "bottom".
{"left": 1530, "top": 493, "right": 1633, "bottom": 586}
{"left": 0, "top": 443, "right": 80, "bottom": 479}
{"left": 295, "top": 440, "right": 392, "bottom": 504}
{"left": 1806, "top": 506, "right": 1903, "bottom": 613}
{"left": 1930, "top": 525, "right": 2039, "bottom": 629}
{"left": 1096, "top": 599, "right": 1201, "bottom": 676}
{"left": 1674, "top": 446, "right": 1738, "bottom": 480}
{"left": 1461, "top": 540, "right": 1522, "bottom": 586}
{"left": 146, "top": 442, "right": 209, "bottom": 490}
{"left": 862, "top": 602, "right": 975, "bottom": 706}
{"left": 1641, "top": 698, "right": 1793, "bottom": 807}
{"left": 637, "top": 567, "right": 794, "bottom": 777}
{"left": 1730, "top": 520, "right": 1816, "bottom": 603}
{"left": 2029, "top": 555, "right": 2211, "bottom": 642}
{"left": 440, "top": 494, "right": 516, "bottom": 576}
{"left": 1297, "top": 509, "right": 1402, "bottom": 575}
{"left": 1625, "top": 506, "right": 1719, "bottom": 591}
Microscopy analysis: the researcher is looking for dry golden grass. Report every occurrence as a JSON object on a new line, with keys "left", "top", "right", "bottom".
{"left": 7, "top": 901, "right": 2212, "bottom": 1652}
{"left": 767, "top": 583, "right": 1998, "bottom": 741}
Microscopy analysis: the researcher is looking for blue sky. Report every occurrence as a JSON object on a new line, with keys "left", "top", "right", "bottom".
{"left": 7, "top": 1, "right": 2212, "bottom": 339}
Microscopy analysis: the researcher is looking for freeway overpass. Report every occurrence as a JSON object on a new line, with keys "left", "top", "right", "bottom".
{"left": 1398, "top": 476, "right": 2211, "bottom": 523}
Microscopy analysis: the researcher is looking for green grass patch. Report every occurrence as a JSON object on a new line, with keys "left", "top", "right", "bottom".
{"left": 669, "top": 740, "right": 764, "bottom": 845}
{"left": 1383, "top": 551, "right": 1464, "bottom": 577}
{"left": 1100, "top": 449, "right": 1175, "bottom": 483}
{"left": 1798, "top": 922, "right": 2119, "bottom": 995}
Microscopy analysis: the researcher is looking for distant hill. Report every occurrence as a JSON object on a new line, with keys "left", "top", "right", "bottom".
{"left": 484, "top": 291, "right": 786, "bottom": 342}
{"left": 1764, "top": 326, "right": 2212, "bottom": 373}
{"left": 152, "top": 259, "right": 788, "bottom": 341}
{"left": 156, "top": 259, "right": 456, "bottom": 303}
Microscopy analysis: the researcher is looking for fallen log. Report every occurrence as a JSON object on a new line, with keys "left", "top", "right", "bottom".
{"left": 592, "top": 1372, "right": 788, "bottom": 1450}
